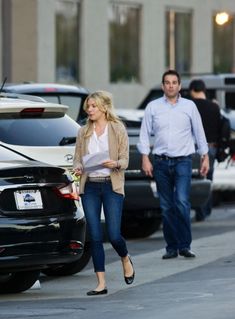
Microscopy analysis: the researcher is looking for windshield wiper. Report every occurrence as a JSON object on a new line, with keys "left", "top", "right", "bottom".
{"left": 59, "top": 137, "right": 76, "bottom": 146}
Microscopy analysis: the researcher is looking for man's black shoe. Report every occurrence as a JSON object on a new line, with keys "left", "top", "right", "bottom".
{"left": 162, "top": 251, "right": 178, "bottom": 259}
{"left": 179, "top": 249, "right": 196, "bottom": 258}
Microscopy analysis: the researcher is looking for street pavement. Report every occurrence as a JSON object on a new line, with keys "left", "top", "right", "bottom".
{"left": 0, "top": 205, "right": 235, "bottom": 319}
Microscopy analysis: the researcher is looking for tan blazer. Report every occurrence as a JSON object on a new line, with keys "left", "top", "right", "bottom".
{"left": 73, "top": 121, "right": 129, "bottom": 195}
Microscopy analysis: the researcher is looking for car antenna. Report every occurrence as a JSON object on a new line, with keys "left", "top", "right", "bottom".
{"left": 0, "top": 77, "right": 7, "bottom": 95}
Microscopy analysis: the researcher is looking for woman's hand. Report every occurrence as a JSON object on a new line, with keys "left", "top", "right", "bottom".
{"left": 73, "top": 168, "right": 83, "bottom": 176}
{"left": 102, "top": 159, "right": 118, "bottom": 169}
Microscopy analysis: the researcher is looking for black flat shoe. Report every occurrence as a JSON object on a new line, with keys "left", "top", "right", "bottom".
{"left": 87, "top": 288, "right": 108, "bottom": 296}
{"left": 124, "top": 255, "right": 135, "bottom": 285}
{"left": 179, "top": 249, "right": 196, "bottom": 258}
{"left": 162, "top": 251, "right": 178, "bottom": 259}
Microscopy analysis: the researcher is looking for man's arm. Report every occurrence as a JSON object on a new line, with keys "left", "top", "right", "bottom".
{"left": 142, "top": 154, "right": 153, "bottom": 177}
{"left": 200, "top": 154, "right": 209, "bottom": 177}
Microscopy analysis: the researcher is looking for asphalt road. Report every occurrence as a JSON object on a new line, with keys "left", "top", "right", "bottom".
{"left": 1, "top": 204, "right": 235, "bottom": 319}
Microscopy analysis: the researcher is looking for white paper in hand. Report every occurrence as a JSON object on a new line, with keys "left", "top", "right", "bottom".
{"left": 83, "top": 151, "right": 110, "bottom": 173}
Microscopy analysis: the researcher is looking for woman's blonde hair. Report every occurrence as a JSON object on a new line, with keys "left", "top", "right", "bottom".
{"left": 83, "top": 90, "right": 121, "bottom": 124}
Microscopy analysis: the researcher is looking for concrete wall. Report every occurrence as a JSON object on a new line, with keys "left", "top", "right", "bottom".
{"left": 1, "top": 0, "right": 235, "bottom": 108}
{"left": 80, "top": 0, "right": 217, "bottom": 108}
{"left": 11, "top": 0, "right": 38, "bottom": 82}
{"left": 0, "top": 0, "right": 2, "bottom": 83}
{"left": 37, "top": 0, "right": 55, "bottom": 82}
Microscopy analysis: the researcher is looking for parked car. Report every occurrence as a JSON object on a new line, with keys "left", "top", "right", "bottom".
{"left": 0, "top": 95, "right": 92, "bottom": 274}
{"left": 2, "top": 83, "right": 89, "bottom": 124}
{"left": 0, "top": 144, "right": 86, "bottom": 293}
{"left": 1, "top": 83, "right": 211, "bottom": 238}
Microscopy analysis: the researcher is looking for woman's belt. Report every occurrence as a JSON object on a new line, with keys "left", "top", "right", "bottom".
{"left": 87, "top": 176, "right": 111, "bottom": 183}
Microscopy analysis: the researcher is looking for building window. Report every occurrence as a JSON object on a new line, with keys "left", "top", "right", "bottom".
{"left": 56, "top": 0, "right": 80, "bottom": 82}
{"left": 213, "top": 14, "right": 235, "bottom": 73}
{"left": 166, "top": 9, "right": 192, "bottom": 74}
{"left": 109, "top": 2, "right": 141, "bottom": 83}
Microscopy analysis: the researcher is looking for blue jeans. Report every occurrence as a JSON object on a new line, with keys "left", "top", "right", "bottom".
{"left": 153, "top": 155, "right": 192, "bottom": 253}
{"left": 195, "top": 146, "right": 216, "bottom": 220}
{"left": 81, "top": 181, "right": 128, "bottom": 272}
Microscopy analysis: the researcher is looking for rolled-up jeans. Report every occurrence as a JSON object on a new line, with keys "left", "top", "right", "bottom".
{"left": 81, "top": 181, "right": 128, "bottom": 272}
{"left": 153, "top": 155, "right": 192, "bottom": 252}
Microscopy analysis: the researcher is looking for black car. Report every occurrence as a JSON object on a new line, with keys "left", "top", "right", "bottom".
{"left": 1, "top": 83, "right": 211, "bottom": 238}
{"left": 0, "top": 144, "right": 86, "bottom": 293}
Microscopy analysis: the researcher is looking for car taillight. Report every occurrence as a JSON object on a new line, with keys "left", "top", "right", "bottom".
{"left": 231, "top": 154, "right": 235, "bottom": 161}
{"left": 54, "top": 183, "right": 79, "bottom": 200}
{"left": 44, "top": 88, "right": 57, "bottom": 92}
{"left": 21, "top": 108, "right": 45, "bottom": 113}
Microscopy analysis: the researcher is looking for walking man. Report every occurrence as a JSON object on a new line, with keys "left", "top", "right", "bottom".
{"left": 137, "top": 70, "right": 209, "bottom": 259}
{"left": 189, "top": 79, "right": 221, "bottom": 221}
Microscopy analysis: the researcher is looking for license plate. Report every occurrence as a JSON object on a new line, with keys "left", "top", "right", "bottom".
{"left": 14, "top": 190, "right": 43, "bottom": 210}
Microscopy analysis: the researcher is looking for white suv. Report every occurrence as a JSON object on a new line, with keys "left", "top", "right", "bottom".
{"left": 0, "top": 95, "right": 92, "bottom": 276}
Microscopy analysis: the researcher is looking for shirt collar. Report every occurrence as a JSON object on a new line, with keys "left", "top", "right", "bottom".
{"left": 163, "top": 93, "right": 181, "bottom": 104}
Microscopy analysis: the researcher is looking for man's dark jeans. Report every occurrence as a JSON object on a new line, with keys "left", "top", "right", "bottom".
{"left": 153, "top": 155, "right": 192, "bottom": 253}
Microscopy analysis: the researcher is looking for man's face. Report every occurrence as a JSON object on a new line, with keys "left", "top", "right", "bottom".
{"left": 162, "top": 75, "right": 181, "bottom": 100}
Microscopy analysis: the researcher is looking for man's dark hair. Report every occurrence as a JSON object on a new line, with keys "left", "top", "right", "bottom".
{"left": 162, "top": 69, "right": 181, "bottom": 84}
{"left": 189, "top": 79, "right": 206, "bottom": 93}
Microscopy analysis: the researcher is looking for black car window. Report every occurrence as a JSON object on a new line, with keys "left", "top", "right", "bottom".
{"left": 0, "top": 115, "right": 79, "bottom": 146}
{"left": 138, "top": 89, "right": 163, "bottom": 109}
{"left": 225, "top": 92, "right": 235, "bottom": 110}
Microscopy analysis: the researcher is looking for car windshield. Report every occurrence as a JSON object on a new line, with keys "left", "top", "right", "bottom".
{"left": 26, "top": 93, "right": 87, "bottom": 122}
{"left": 0, "top": 115, "right": 79, "bottom": 146}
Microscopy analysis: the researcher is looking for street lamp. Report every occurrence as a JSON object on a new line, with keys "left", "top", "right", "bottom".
{"left": 215, "top": 12, "right": 229, "bottom": 25}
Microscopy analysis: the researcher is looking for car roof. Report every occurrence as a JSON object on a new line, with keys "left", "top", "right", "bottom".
{"left": 0, "top": 97, "right": 68, "bottom": 114}
{"left": 3, "top": 83, "right": 89, "bottom": 94}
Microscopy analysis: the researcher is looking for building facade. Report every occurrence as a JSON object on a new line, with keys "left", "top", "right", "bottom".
{"left": 1, "top": 0, "right": 235, "bottom": 108}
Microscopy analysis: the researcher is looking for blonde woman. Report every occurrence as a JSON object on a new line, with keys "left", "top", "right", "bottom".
{"left": 73, "top": 91, "right": 135, "bottom": 296}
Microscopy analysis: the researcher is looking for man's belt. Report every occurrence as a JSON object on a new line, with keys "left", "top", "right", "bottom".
{"left": 154, "top": 154, "right": 189, "bottom": 160}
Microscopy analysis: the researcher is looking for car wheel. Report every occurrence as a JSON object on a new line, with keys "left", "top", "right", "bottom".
{"left": 42, "top": 242, "right": 91, "bottom": 276}
{"left": 212, "top": 190, "right": 221, "bottom": 207}
{"left": 122, "top": 216, "right": 162, "bottom": 239}
{"left": 0, "top": 270, "right": 40, "bottom": 294}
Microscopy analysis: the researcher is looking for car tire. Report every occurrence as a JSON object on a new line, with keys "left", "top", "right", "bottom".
{"left": 42, "top": 242, "right": 91, "bottom": 276}
{"left": 122, "top": 216, "right": 162, "bottom": 239}
{"left": 212, "top": 190, "right": 221, "bottom": 207}
{"left": 0, "top": 270, "right": 40, "bottom": 294}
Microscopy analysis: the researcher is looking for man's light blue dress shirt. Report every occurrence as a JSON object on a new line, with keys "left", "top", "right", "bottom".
{"left": 137, "top": 95, "right": 208, "bottom": 156}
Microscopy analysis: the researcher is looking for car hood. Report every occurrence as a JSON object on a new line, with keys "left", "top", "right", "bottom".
{"left": 0, "top": 142, "right": 75, "bottom": 169}
{"left": 117, "top": 108, "right": 144, "bottom": 121}
{"left": 116, "top": 109, "right": 144, "bottom": 128}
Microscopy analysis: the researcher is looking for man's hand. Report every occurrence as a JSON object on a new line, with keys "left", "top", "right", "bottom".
{"left": 142, "top": 155, "right": 153, "bottom": 177}
{"left": 200, "top": 154, "right": 209, "bottom": 177}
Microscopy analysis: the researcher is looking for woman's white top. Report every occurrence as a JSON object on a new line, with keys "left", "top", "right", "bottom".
{"left": 88, "top": 125, "right": 111, "bottom": 177}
